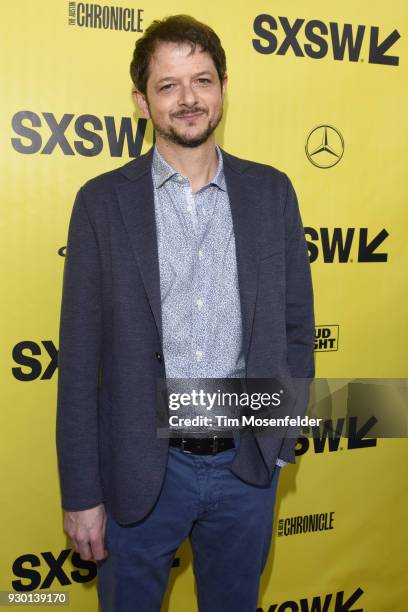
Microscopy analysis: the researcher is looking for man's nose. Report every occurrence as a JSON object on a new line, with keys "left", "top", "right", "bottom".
{"left": 178, "top": 83, "right": 199, "bottom": 107}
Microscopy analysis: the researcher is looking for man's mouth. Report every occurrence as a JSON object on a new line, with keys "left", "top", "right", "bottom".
{"left": 174, "top": 111, "right": 204, "bottom": 120}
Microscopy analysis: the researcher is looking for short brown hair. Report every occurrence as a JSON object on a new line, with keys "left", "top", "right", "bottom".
{"left": 130, "top": 14, "right": 227, "bottom": 95}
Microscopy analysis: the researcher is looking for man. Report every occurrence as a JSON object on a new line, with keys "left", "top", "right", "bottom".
{"left": 56, "top": 14, "right": 315, "bottom": 612}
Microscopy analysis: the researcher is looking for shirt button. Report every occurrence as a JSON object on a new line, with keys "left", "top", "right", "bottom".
{"left": 187, "top": 206, "right": 192, "bottom": 212}
{"left": 196, "top": 298, "right": 203, "bottom": 308}
{"left": 195, "top": 349, "right": 203, "bottom": 359}
{"left": 176, "top": 175, "right": 183, "bottom": 182}
{"left": 198, "top": 250, "right": 203, "bottom": 258}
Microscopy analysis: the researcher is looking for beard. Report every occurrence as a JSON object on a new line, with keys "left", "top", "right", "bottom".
{"left": 151, "top": 106, "right": 223, "bottom": 148}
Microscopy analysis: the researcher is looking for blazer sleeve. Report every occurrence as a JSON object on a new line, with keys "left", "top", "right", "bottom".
{"left": 278, "top": 173, "right": 315, "bottom": 464}
{"left": 56, "top": 187, "right": 104, "bottom": 511}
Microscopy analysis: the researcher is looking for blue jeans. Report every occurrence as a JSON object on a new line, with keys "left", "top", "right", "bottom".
{"left": 97, "top": 440, "right": 281, "bottom": 612}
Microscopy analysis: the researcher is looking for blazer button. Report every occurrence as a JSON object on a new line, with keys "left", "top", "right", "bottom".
{"left": 155, "top": 352, "right": 163, "bottom": 363}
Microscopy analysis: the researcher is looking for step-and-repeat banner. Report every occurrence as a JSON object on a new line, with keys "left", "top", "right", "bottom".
{"left": 1, "top": 1, "right": 406, "bottom": 611}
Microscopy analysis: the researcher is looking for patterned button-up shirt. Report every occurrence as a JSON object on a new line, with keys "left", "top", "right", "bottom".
{"left": 151, "top": 144, "right": 287, "bottom": 468}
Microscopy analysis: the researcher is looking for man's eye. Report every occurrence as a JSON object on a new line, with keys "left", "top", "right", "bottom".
{"left": 197, "top": 78, "right": 210, "bottom": 84}
{"left": 160, "top": 84, "right": 174, "bottom": 91}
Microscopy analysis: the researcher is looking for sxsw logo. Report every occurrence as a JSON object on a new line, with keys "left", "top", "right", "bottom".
{"left": 12, "top": 341, "right": 58, "bottom": 381}
{"left": 306, "top": 228, "right": 389, "bottom": 263}
{"left": 315, "top": 326, "right": 339, "bottom": 352}
{"left": 296, "top": 417, "right": 377, "bottom": 456}
{"left": 257, "top": 587, "right": 364, "bottom": 612}
{"left": 11, "top": 111, "right": 147, "bottom": 157}
{"left": 11, "top": 549, "right": 180, "bottom": 590}
{"left": 252, "top": 15, "right": 400, "bottom": 66}
{"left": 11, "top": 549, "right": 96, "bottom": 591}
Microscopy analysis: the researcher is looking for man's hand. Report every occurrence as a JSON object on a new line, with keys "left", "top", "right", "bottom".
{"left": 63, "top": 503, "right": 108, "bottom": 561}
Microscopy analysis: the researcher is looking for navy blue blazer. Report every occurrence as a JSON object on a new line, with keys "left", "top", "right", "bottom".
{"left": 56, "top": 146, "right": 315, "bottom": 525}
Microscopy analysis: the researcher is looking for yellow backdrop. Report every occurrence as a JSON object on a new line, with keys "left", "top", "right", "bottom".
{"left": 1, "top": 1, "right": 407, "bottom": 610}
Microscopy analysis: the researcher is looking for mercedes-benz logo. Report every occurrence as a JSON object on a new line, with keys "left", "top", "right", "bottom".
{"left": 305, "top": 125, "right": 344, "bottom": 168}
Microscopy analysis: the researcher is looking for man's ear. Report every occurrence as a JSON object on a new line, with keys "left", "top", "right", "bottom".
{"left": 221, "top": 74, "right": 228, "bottom": 98}
{"left": 132, "top": 89, "right": 150, "bottom": 119}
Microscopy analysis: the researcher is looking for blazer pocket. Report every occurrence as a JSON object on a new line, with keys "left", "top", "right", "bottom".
{"left": 258, "top": 246, "right": 285, "bottom": 296}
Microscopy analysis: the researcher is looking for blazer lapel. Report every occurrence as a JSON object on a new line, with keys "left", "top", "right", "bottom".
{"left": 221, "top": 149, "right": 260, "bottom": 361}
{"left": 116, "top": 148, "right": 163, "bottom": 342}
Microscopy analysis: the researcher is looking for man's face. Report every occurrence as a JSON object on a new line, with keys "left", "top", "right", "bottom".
{"left": 134, "top": 41, "right": 227, "bottom": 148}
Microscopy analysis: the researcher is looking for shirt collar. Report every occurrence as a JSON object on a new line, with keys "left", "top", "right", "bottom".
{"left": 152, "top": 144, "right": 226, "bottom": 192}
